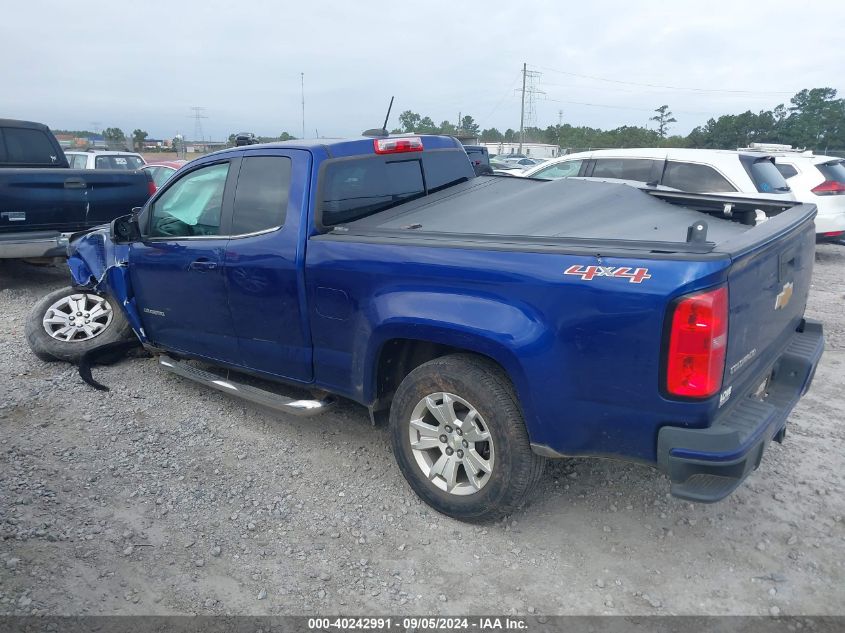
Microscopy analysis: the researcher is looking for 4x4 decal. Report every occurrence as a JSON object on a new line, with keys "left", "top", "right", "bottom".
{"left": 564, "top": 265, "right": 652, "bottom": 284}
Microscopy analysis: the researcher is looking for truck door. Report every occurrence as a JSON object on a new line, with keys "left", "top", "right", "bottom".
{"left": 222, "top": 150, "right": 313, "bottom": 381}
{"left": 128, "top": 158, "right": 240, "bottom": 364}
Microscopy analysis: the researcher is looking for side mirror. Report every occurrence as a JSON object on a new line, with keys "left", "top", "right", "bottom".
{"left": 111, "top": 210, "right": 142, "bottom": 243}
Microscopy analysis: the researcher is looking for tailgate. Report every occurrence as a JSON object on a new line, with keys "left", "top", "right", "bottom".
{"left": 0, "top": 169, "right": 87, "bottom": 233}
{"left": 721, "top": 205, "right": 817, "bottom": 397}
{"left": 83, "top": 170, "right": 153, "bottom": 226}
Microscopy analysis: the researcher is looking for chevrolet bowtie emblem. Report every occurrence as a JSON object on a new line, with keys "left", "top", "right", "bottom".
{"left": 774, "top": 281, "right": 794, "bottom": 310}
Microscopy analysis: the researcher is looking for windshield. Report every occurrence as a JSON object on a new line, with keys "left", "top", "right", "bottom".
{"left": 95, "top": 155, "right": 145, "bottom": 170}
{"left": 747, "top": 158, "right": 791, "bottom": 194}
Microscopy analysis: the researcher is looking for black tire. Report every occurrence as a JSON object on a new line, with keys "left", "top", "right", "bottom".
{"left": 25, "top": 286, "right": 133, "bottom": 363}
{"left": 389, "top": 353, "right": 546, "bottom": 522}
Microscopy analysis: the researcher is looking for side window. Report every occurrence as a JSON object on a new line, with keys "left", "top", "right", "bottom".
{"left": 533, "top": 160, "right": 583, "bottom": 179}
{"left": 152, "top": 167, "right": 175, "bottom": 188}
{"left": 592, "top": 158, "right": 656, "bottom": 182}
{"left": 663, "top": 161, "right": 737, "bottom": 192}
{"left": 231, "top": 156, "right": 291, "bottom": 235}
{"left": 149, "top": 162, "right": 229, "bottom": 238}
{"left": 71, "top": 154, "right": 88, "bottom": 169}
{"left": 775, "top": 163, "right": 798, "bottom": 179}
{"left": 3, "top": 128, "right": 60, "bottom": 165}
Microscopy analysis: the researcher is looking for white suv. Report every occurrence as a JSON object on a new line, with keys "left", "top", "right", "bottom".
{"left": 65, "top": 150, "right": 146, "bottom": 170}
{"left": 518, "top": 148, "right": 795, "bottom": 204}
{"left": 739, "top": 144, "right": 845, "bottom": 240}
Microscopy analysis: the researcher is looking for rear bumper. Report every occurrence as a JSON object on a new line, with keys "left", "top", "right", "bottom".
{"left": 657, "top": 319, "right": 824, "bottom": 503}
{"left": 0, "top": 231, "right": 72, "bottom": 259}
{"left": 814, "top": 208, "right": 845, "bottom": 236}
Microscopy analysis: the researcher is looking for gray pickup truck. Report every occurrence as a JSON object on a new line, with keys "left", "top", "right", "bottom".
{"left": 0, "top": 118, "right": 155, "bottom": 259}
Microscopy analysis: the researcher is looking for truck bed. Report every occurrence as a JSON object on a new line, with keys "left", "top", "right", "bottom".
{"left": 335, "top": 177, "right": 809, "bottom": 257}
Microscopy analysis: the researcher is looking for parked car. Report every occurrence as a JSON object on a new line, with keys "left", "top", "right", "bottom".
{"left": 30, "top": 134, "right": 823, "bottom": 521}
{"left": 489, "top": 159, "right": 515, "bottom": 171}
{"left": 0, "top": 119, "right": 156, "bottom": 259}
{"left": 501, "top": 156, "right": 545, "bottom": 167}
{"left": 234, "top": 132, "right": 259, "bottom": 146}
{"left": 65, "top": 150, "right": 146, "bottom": 170}
{"left": 739, "top": 144, "right": 845, "bottom": 240}
{"left": 142, "top": 160, "right": 187, "bottom": 188}
{"left": 519, "top": 148, "right": 795, "bottom": 205}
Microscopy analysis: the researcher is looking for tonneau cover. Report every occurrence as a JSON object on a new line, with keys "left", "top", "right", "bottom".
{"left": 344, "top": 177, "right": 749, "bottom": 244}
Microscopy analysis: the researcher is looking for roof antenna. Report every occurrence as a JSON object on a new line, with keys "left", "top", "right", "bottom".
{"left": 363, "top": 96, "right": 394, "bottom": 137}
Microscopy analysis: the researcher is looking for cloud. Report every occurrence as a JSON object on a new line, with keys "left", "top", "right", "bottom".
{"left": 1, "top": 0, "right": 841, "bottom": 139}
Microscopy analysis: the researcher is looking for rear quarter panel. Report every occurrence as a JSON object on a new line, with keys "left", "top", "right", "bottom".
{"left": 305, "top": 237, "right": 731, "bottom": 462}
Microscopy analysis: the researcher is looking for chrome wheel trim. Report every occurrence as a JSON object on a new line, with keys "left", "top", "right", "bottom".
{"left": 42, "top": 293, "right": 113, "bottom": 342}
{"left": 408, "top": 392, "right": 495, "bottom": 496}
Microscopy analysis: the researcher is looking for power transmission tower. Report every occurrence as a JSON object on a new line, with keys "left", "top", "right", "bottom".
{"left": 517, "top": 64, "right": 544, "bottom": 154}
{"left": 189, "top": 107, "right": 207, "bottom": 144}
{"left": 301, "top": 73, "right": 305, "bottom": 140}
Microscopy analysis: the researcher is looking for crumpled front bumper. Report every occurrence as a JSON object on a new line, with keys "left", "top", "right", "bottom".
{"left": 67, "top": 227, "right": 147, "bottom": 342}
{"left": 657, "top": 319, "right": 824, "bottom": 503}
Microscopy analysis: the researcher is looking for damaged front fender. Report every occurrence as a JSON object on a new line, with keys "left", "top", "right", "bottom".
{"left": 67, "top": 228, "right": 148, "bottom": 343}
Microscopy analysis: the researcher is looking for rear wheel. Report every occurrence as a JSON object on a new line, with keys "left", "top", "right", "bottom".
{"left": 25, "top": 286, "right": 132, "bottom": 362}
{"left": 389, "top": 354, "right": 545, "bottom": 521}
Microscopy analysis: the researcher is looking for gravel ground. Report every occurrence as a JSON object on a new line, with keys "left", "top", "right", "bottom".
{"left": 0, "top": 246, "right": 843, "bottom": 617}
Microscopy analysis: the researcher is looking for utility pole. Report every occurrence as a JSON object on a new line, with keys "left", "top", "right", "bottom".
{"left": 516, "top": 64, "right": 543, "bottom": 155}
{"left": 301, "top": 72, "right": 305, "bottom": 140}
{"left": 188, "top": 107, "right": 208, "bottom": 152}
{"left": 519, "top": 63, "right": 527, "bottom": 155}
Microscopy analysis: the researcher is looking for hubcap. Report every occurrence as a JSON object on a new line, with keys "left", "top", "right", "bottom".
{"left": 42, "top": 293, "right": 113, "bottom": 342}
{"left": 408, "top": 392, "right": 495, "bottom": 496}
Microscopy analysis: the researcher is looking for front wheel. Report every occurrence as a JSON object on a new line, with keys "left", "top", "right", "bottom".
{"left": 389, "top": 354, "right": 546, "bottom": 522}
{"left": 25, "top": 286, "right": 133, "bottom": 362}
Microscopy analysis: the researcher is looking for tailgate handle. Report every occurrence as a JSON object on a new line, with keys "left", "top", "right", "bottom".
{"left": 64, "top": 177, "right": 87, "bottom": 189}
{"left": 779, "top": 250, "right": 798, "bottom": 282}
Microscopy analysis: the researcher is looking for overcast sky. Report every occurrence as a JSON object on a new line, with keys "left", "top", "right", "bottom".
{"left": 2, "top": 0, "right": 842, "bottom": 141}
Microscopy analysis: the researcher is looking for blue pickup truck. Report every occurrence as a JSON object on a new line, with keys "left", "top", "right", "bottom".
{"left": 26, "top": 134, "right": 824, "bottom": 521}
{"left": 0, "top": 118, "right": 155, "bottom": 260}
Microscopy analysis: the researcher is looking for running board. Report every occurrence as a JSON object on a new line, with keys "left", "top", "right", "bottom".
{"left": 157, "top": 355, "right": 333, "bottom": 417}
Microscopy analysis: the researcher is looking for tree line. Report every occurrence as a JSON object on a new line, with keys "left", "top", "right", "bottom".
{"left": 395, "top": 87, "right": 845, "bottom": 153}
{"left": 52, "top": 87, "right": 845, "bottom": 155}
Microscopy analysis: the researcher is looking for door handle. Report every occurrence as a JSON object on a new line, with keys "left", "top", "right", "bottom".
{"left": 188, "top": 258, "right": 218, "bottom": 272}
{"left": 64, "top": 177, "right": 87, "bottom": 189}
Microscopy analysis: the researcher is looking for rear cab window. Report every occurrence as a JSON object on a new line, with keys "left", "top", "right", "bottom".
{"left": 1, "top": 127, "right": 61, "bottom": 165}
{"left": 320, "top": 150, "right": 473, "bottom": 226}
{"left": 95, "top": 155, "right": 145, "bottom": 170}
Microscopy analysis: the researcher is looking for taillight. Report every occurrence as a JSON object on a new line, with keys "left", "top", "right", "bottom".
{"left": 822, "top": 230, "right": 844, "bottom": 238}
{"left": 665, "top": 286, "right": 728, "bottom": 399}
{"left": 810, "top": 180, "right": 845, "bottom": 195}
{"left": 373, "top": 136, "right": 423, "bottom": 154}
{"left": 147, "top": 179, "right": 157, "bottom": 196}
